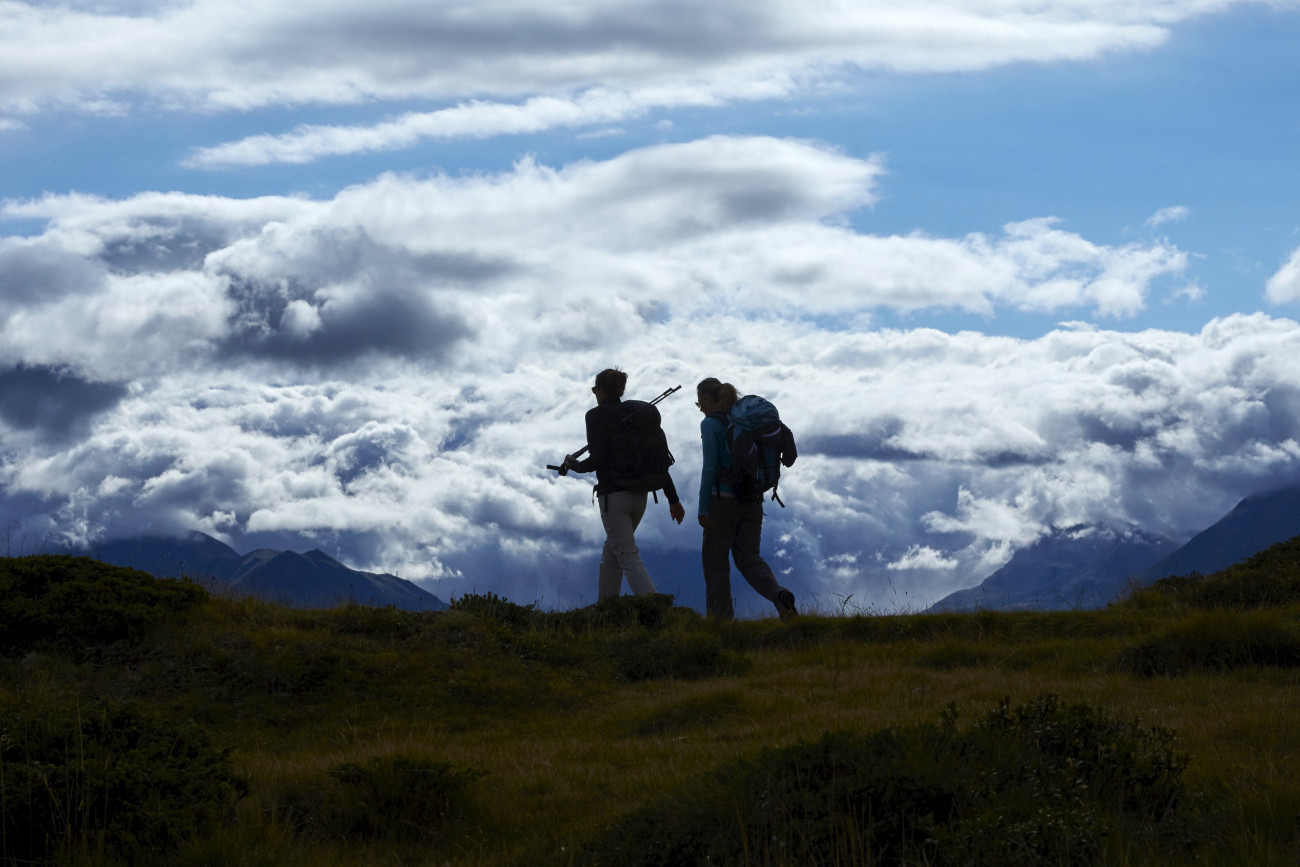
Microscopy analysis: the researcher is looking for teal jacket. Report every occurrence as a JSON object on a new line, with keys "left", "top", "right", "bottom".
{"left": 698, "top": 413, "right": 734, "bottom": 517}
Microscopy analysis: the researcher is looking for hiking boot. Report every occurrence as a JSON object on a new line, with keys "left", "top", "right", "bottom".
{"left": 776, "top": 589, "right": 798, "bottom": 619}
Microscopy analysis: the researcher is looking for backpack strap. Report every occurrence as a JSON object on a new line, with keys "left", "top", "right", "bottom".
{"left": 706, "top": 411, "right": 731, "bottom": 497}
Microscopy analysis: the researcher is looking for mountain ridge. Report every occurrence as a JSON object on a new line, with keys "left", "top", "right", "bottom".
{"left": 929, "top": 481, "right": 1300, "bottom": 613}
{"left": 92, "top": 531, "right": 447, "bottom": 611}
{"left": 928, "top": 522, "right": 1179, "bottom": 613}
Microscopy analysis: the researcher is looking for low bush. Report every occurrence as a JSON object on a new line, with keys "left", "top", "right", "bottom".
{"left": 607, "top": 631, "right": 749, "bottom": 682}
{"left": 0, "top": 696, "right": 246, "bottom": 865}
{"left": 270, "top": 754, "right": 486, "bottom": 844}
{"left": 584, "top": 695, "right": 1188, "bottom": 867}
{"left": 544, "top": 593, "right": 699, "bottom": 634}
{"left": 325, "top": 602, "right": 423, "bottom": 638}
{"left": 0, "top": 555, "right": 206, "bottom": 658}
{"left": 1114, "top": 609, "right": 1300, "bottom": 676}
{"left": 451, "top": 591, "right": 539, "bottom": 630}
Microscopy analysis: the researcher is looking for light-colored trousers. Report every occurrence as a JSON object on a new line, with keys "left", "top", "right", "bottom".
{"left": 597, "top": 490, "right": 657, "bottom": 599}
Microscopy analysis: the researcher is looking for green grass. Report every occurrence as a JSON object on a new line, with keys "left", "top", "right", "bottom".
{"left": 2, "top": 554, "right": 1299, "bottom": 865}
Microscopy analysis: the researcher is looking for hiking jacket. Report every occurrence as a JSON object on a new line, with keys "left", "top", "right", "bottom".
{"left": 698, "top": 413, "right": 735, "bottom": 517}
{"left": 573, "top": 397, "right": 680, "bottom": 503}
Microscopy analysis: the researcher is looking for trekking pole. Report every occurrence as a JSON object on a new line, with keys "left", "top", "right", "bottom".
{"left": 548, "top": 384, "right": 681, "bottom": 475}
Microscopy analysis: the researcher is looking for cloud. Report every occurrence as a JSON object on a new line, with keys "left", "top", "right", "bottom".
{"left": 2, "top": 137, "right": 1187, "bottom": 381}
{"left": 0, "top": 1, "right": 1271, "bottom": 133}
{"left": 887, "top": 544, "right": 959, "bottom": 571}
{"left": 0, "top": 364, "right": 128, "bottom": 442}
{"left": 0, "top": 235, "right": 107, "bottom": 309}
{"left": 2, "top": 135, "right": 1295, "bottom": 611}
{"left": 1266, "top": 247, "right": 1300, "bottom": 304}
{"left": 186, "top": 85, "right": 743, "bottom": 168}
{"left": 1144, "top": 205, "right": 1189, "bottom": 228}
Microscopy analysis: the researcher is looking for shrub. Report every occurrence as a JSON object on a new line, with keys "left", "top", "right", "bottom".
{"left": 584, "top": 695, "right": 1188, "bottom": 867}
{"left": 0, "top": 555, "right": 206, "bottom": 658}
{"left": 546, "top": 593, "right": 698, "bottom": 634}
{"left": 274, "top": 754, "right": 486, "bottom": 844}
{"left": 325, "top": 602, "right": 422, "bottom": 638}
{"left": 0, "top": 696, "right": 246, "bottom": 865}
{"left": 607, "top": 631, "right": 749, "bottom": 682}
{"left": 1114, "top": 609, "right": 1300, "bottom": 676}
{"left": 451, "top": 591, "right": 538, "bottom": 630}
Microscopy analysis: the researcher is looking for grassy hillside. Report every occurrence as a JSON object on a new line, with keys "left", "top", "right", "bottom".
{"left": 2, "top": 552, "right": 1299, "bottom": 865}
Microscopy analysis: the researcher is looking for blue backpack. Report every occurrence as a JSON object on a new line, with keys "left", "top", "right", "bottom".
{"left": 725, "top": 395, "right": 798, "bottom": 506}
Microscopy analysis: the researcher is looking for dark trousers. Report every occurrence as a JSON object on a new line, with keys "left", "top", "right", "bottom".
{"left": 702, "top": 495, "right": 784, "bottom": 620}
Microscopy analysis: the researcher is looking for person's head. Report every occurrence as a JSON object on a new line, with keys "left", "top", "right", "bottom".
{"left": 593, "top": 368, "right": 628, "bottom": 402}
{"left": 696, "top": 377, "right": 739, "bottom": 413}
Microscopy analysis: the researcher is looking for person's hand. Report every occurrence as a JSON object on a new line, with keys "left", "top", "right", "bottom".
{"left": 698, "top": 515, "right": 711, "bottom": 529}
{"left": 669, "top": 501, "right": 685, "bottom": 524}
{"left": 563, "top": 454, "right": 578, "bottom": 469}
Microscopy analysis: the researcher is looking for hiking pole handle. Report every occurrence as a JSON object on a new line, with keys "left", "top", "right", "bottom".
{"left": 648, "top": 384, "right": 682, "bottom": 406}
{"left": 547, "top": 445, "right": 589, "bottom": 475}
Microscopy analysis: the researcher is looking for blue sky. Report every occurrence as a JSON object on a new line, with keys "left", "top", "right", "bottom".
{"left": 3, "top": 1, "right": 1300, "bottom": 613}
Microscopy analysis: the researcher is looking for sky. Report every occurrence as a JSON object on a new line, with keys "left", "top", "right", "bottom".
{"left": 3, "top": 0, "right": 1300, "bottom": 614}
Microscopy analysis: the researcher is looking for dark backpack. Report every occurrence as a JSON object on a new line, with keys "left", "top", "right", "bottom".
{"left": 724, "top": 395, "right": 797, "bottom": 506}
{"left": 604, "top": 400, "right": 675, "bottom": 495}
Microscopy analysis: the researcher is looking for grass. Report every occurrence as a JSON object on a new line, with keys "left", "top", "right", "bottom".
{"left": 2, "top": 554, "right": 1300, "bottom": 865}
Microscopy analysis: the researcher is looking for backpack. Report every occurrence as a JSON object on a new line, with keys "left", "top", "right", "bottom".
{"left": 724, "top": 395, "right": 797, "bottom": 506}
{"left": 603, "top": 400, "right": 675, "bottom": 495}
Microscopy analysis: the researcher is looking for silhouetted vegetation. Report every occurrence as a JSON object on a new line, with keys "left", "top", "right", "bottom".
{"left": 1119, "top": 534, "right": 1300, "bottom": 611}
{"left": 1, "top": 552, "right": 1298, "bottom": 865}
{"left": 258, "top": 754, "right": 488, "bottom": 845}
{"left": 1114, "top": 609, "right": 1300, "bottom": 676}
{"left": 0, "top": 696, "right": 245, "bottom": 864}
{"left": 586, "top": 695, "right": 1188, "bottom": 866}
{"left": 0, "top": 554, "right": 205, "bottom": 658}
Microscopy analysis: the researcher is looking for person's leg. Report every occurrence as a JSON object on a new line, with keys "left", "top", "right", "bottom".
{"left": 732, "top": 500, "right": 796, "bottom": 616}
{"left": 702, "top": 495, "right": 738, "bottom": 619}
{"left": 598, "top": 527, "right": 622, "bottom": 601}
{"left": 599, "top": 490, "right": 655, "bottom": 597}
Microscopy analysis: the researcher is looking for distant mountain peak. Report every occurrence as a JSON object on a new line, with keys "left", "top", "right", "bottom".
{"left": 91, "top": 532, "right": 446, "bottom": 612}
{"left": 1140, "top": 482, "right": 1300, "bottom": 585}
{"left": 929, "top": 520, "right": 1179, "bottom": 613}
{"left": 930, "top": 483, "right": 1300, "bottom": 613}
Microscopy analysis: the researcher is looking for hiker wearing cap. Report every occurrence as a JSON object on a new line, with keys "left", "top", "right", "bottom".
{"left": 565, "top": 368, "right": 686, "bottom": 599}
{"left": 695, "top": 377, "right": 797, "bottom": 620}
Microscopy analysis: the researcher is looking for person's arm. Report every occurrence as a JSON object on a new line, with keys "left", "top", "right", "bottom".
{"left": 663, "top": 473, "right": 680, "bottom": 504}
{"left": 663, "top": 473, "right": 685, "bottom": 524}
{"left": 569, "top": 407, "right": 607, "bottom": 473}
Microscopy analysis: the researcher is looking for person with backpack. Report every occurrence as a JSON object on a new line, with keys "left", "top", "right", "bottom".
{"left": 564, "top": 368, "right": 686, "bottom": 600}
{"left": 695, "top": 377, "right": 798, "bottom": 620}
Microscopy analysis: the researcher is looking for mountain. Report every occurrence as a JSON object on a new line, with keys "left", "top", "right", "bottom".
{"left": 94, "top": 531, "right": 242, "bottom": 585}
{"left": 928, "top": 523, "right": 1179, "bottom": 613}
{"left": 1139, "top": 482, "right": 1300, "bottom": 584}
{"left": 92, "top": 532, "right": 448, "bottom": 611}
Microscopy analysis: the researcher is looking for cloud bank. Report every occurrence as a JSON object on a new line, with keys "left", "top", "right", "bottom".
{"left": 4, "top": 0, "right": 1284, "bottom": 162}
{"left": 3, "top": 135, "right": 1299, "bottom": 610}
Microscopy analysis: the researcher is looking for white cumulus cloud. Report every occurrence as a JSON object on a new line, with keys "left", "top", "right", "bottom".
{"left": 1, "top": 135, "right": 1297, "bottom": 611}
{"left": 1266, "top": 247, "right": 1300, "bottom": 305}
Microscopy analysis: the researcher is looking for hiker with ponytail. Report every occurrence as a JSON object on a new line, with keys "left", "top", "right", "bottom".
{"left": 695, "top": 377, "right": 797, "bottom": 620}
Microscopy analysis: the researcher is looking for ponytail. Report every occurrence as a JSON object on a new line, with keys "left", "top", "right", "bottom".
{"left": 697, "top": 377, "right": 740, "bottom": 412}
